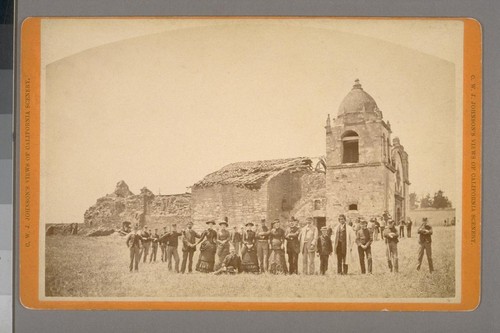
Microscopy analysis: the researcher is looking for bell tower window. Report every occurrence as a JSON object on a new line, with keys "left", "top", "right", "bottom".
{"left": 342, "top": 130, "right": 359, "bottom": 163}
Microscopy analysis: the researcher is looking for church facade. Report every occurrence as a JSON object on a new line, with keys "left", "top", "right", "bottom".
{"left": 324, "top": 80, "right": 410, "bottom": 225}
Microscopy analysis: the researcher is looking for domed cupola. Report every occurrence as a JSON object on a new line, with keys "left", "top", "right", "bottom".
{"left": 337, "top": 79, "right": 381, "bottom": 118}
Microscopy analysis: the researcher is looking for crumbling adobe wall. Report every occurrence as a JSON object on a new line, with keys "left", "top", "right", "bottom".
{"left": 84, "top": 180, "right": 191, "bottom": 229}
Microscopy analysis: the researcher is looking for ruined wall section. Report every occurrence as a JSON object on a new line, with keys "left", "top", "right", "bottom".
{"left": 289, "top": 172, "right": 326, "bottom": 223}
{"left": 265, "top": 170, "right": 306, "bottom": 223}
{"left": 84, "top": 181, "right": 191, "bottom": 229}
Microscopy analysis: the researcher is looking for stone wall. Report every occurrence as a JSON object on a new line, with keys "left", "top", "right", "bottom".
{"left": 46, "top": 223, "right": 82, "bottom": 236}
{"left": 191, "top": 184, "right": 267, "bottom": 227}
{"left": 326, "top": 165, "right": 387, "bottom": 225}
{"left": 408, "top": 208, "right": 456, "bottom": 226}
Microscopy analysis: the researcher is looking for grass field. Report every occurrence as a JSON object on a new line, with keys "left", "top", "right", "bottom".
{"left": 45, "top": 226, "right": 455, "bottom": 299}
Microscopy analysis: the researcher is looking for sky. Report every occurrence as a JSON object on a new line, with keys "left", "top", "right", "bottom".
{"left": 39, "top": 18, "right": 464, "bottom": 224}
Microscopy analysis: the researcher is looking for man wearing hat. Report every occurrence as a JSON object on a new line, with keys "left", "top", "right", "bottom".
{"left": 215, "top": 219, "right": 231, "bottom": 270}
{"left": 383, "top": 219, "right": 399, "bottom": 273}
{"left": 317, "top": 226, "right": 333, "bottom": 275}
{"left": 165, "top": 224, "right": 182, "bottom": 273}
{"left": 299, "top": 217, "right": 318, "bottom": 275}
{"left": 416, "top": 217, "right": 434, "bottom": 272}
{"left": 214, "top": 245, "right": 242, "bottom": 275}
{"left": 333, "top": 214, "right": 356, "bottom": 275}
{"left": 181, "top": 221, "right": 201, "bottom": 273}
{"left": 356, "top": 219, "right": 373, "bottom": 274}
{"left": 149, "top": 228, "right": 160, "bottom": 263}
{"left": 285, "top": 218, "right": 301, "bottom": 274}
{"left": 255, "top": 217, "right": 271, "bottom": 273}
{"left": 125, "top": 223, "right": 143, "bottom": 272}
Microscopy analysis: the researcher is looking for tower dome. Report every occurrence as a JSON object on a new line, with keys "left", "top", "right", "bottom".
{"left": 338, "top": 79, "right": 379, "bottom": 116}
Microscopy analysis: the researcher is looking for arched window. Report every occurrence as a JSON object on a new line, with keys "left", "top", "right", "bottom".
{"left": 348, "top": 203, "right": 358, "bottom": 211}
{"left": 342, "top": 130, "right": 359, "bottom": 163}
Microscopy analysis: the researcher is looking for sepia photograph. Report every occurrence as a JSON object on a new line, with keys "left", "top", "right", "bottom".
{"left": 28, "top": 18, "right": 468, "bottom": 305}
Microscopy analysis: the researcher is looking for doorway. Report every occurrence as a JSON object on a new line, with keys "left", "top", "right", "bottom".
{"left": 315, "top": 217, "right": 326, "bottom": 232}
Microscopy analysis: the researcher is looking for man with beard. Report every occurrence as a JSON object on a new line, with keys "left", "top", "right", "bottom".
{"left": 332, "top": 214, "right": 356, "bottom": 275}
{"left": 299, "top": 217, "right": 318, "bottom": 275}
{"left": 285, "top": 218, "right": 300, "bottom": 274}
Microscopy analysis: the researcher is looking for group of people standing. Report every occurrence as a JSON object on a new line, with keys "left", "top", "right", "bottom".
{"left": 125, "top": 214, "right": 435, "bottom": 275}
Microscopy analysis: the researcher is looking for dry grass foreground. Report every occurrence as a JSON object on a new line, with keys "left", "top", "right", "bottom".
{"left": 45, "top": 226, "right": 455, "bottom": 299}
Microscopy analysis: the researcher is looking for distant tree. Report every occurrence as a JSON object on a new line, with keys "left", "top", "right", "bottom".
{"left": 420, "top": 193, "right": 433, "bottom": 208}
{"left": 409, "top": 192, "right": 419, "bottom": 210}
{"left": 432, "top": 190, "right": 452, "bottom": 208}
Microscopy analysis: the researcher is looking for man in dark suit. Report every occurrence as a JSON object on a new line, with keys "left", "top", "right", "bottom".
{"left": 181, "top": 221, "right": 201, "bottom": 273}
{"left": 417, "top": 217, "right": 434, "bottom": 272}
{"left": 255, "top": 218, "right": 271, "bottom": 273}
{"left": 126, "top": 224, "right": 143, "bottom": 272}
{"left": 285, "top": 218, "right": 300, "bottom": 274}
{"left": 356, "top": 219, "right": 373, "bottom": 274}
{"left": 406, "top": 217, "right": 413, "bottom": 238}
{"left": 317, "top": 226, "right": 333, "bottom": 275}
{"left": 149, "top": 228, "right": 160, "bottom": 262}
{"left": 166, "top": 224, "right": 182, "bottom": 273}
{"left": 140, "top": 226, "right": 152, "bottom": 263}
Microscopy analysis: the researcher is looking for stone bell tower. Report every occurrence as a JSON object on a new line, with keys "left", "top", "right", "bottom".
{"left": 324, "top": 79, "right": 409, "bottom": 225}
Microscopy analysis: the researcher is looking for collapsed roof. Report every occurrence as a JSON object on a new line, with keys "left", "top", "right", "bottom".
{"left": 192, "top": 157, "right": 315, "bottom": 190}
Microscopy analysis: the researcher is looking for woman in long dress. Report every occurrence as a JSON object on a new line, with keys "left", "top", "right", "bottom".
{"left": 240, "top": 222, "right": 260, "bottom": 273}
{"left": 268, "top": 219, "right": 288, "bottom": 274}
{"left": 215, "top": 220, "right": 231, "bottom": 270}
{"left": 195, "top": 220, "right": 218, "bottom": 273}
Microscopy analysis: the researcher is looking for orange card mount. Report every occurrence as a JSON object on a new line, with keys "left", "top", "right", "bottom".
{"left": 19, "top": 17, "right": 481, "bottom": 311}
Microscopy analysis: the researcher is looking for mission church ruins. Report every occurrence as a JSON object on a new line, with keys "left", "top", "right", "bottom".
{"left": 84, "top": 80, "right": 410, "bottom": 231}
